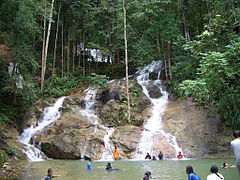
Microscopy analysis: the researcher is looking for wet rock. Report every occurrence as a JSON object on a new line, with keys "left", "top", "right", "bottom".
{"left": 34, "top": 109, "right": 107, "bottom": 160}
{"left": 146, "top": 84, "right": 162, "bottom": 99}
{"left": 149, "top": 72, "right": 158, "bottom": 80}
{"left": 162, "top": 99, "right": 234, "bottom": 158}
{"left": 111, "top": 126, "right": 143, "bottom": 159}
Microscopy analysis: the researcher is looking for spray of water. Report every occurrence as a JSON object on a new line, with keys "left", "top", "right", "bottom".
{"left": 19, "top": 97, "right": 66, "bottom": 161}
{"left": 135, "top": 61, "right": 183, "bottom": 159}
{"left": 80, "top": 88, "right": 115, "bottom": 161}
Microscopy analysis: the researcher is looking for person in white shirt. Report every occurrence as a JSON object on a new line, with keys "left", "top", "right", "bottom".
{"left": 231, "top": 130, "right": 240, "bottom": 175}
{"left": 207, "top": 165, "right": 224, "bottom": 180}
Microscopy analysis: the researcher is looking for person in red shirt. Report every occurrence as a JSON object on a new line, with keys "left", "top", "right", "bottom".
{"left": 177, "top": 151, "right": 183, "bottom": 159}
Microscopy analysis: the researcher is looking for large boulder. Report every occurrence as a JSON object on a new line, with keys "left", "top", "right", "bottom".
{"left": 34, "top": 107, "right": 107, "bottom": 160}
{"left": 162, "top": 98, "right": 234, "bottom": 158}
{"left": 146, "top": 84, "right": 162, "bottom": 99}
{"left": 97, "top": 80, "right": 151, "bottom": 127}
{"left": 111, "top": 126, "right": 143, "bottom": 159}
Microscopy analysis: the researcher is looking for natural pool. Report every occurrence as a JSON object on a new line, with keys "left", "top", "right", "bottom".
{"left": 14, "top": 158, "right": 239, "bottom": 180}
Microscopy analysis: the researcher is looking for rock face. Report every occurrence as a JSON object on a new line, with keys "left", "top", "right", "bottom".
{"left": 111, "top": 126, "right": 143, "bottom": 159}
{"left": 97, "top": 80, "right": 151, "bottom": 127}
{"left": 32, "top": 80, "right": 151, "bottom": 160}
{"left": 16, "top": 79, "right": 233, "bottom": 160}
{"left": 162, "top": 98, "right": 233, "bottom": 158}
{"left": 146, "top": 84, "right": 162, "bottom": 99}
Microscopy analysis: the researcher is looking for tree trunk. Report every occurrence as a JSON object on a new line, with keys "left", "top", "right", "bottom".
{"left": 78, "top": 41, "right": 81, "bottom": 66}
{"left": 50, "top": 2, "right": 61, "bottom": 87}
{"left": 72, "top": 41, "right": 75, "bottom": 72}
{"left": 67, "top": 8, "right": 72, "bottom": 80}
{"left": 67, "top": 26, "right": 71, "bottom": 80}
{"left": 123, "top": 0, "right": 131, "bottom": 123}
{"left": 167, "top": 42, "right": 173, "bottom": 80}
{"left": 61, "top": 17, "right": 64, "bottom": 78}
{"left": 161, "top": 40, "right": 168, "bottom": 80}
{"left": 156, "top": 31, "right": 161, "bottom": 59}
{"left": 182, "top": 0, "right": 190, "bottom": 41}
{"left": 114, "top": 5, "right": 120, "bottom": 64}
{"left": 40, "top": 0, "right": 46, "bottom": 96}
{"left": 82, "top": 32, "right": 85, "bottom": 77}
{"left": 41, "top": 0, "right": 55, "bottom": 95}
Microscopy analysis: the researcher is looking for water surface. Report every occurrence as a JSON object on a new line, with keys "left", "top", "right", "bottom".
{"left": 19, "top": 159, "right": 239, "bottom": 180}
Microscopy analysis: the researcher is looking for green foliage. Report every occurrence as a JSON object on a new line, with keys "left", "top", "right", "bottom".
{"left": 5, "top": 147, "right": 18, "bottom": 157}
{"left": 0, "top": 150, "right": 7, "bottom": 167}
{"left": 0, "top": 113, "right": 10, "bottom": 125}
{"left": 88, "top": 73, "right": 109, "bottom": 91}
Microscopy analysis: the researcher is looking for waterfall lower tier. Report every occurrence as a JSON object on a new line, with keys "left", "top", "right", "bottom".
{"left": 80, "top": 88, "right": 115, "bottom": 161}
{"left": 19, "top": 97, "right": 66, "bottom": 161}
{"left": 135, "top": 61, "right": 183, "bottom": 159}
{"left": 100, "top": 127, "right": 115, "bottom": 161}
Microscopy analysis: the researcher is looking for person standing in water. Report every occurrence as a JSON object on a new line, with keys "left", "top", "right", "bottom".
{"left": 113, "top": 146, "right": 119, "bottom": 160}
{"left": 185, "top": 165, "right": 201, "bottom": 180}
{"left": 43, "top": 168, "right": 61, "bottom": 180}
{"left": 231, "top": 130, "right": 240, "bottom": 175}
{"left": 177, "top": 151, "right": 183, "bottom": 159}
{"left": 87, "top": 158, "right": 93, "bottom": 170}
{"left": 207, "top": 165, "right": 224, "bottom": 180}
{"left": 158, "top": 151, "right": 163, "bottom": 160}
{"left": 152, "top": 156, "right": 157, "bottom": 160}
{"left": 145, "top": 153, "right": 151, "bottom": 159}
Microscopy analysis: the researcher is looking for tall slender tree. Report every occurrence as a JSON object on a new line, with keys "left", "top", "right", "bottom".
{"left": 50, "top": 2, "right": 61, "bottom": 87}
{"left": 41, "top": 0, "right": 55, "bottom": 95}
{"left": 123, "top": 0, "right": 131, "bottom": 122}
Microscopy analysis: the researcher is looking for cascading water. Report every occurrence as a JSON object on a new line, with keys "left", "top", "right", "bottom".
{"left": 135, "top": 61, "right": 182, "bottom": 159}
{"left": 19, "top": 96, "right": 66, "bottom": 161}
{"left": 80, "top": 88, "right": 115, "bottom": 161}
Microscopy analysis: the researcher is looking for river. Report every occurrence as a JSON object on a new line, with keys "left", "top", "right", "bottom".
{"left": 17, "top": 159, "right": 238, "bottom": 180}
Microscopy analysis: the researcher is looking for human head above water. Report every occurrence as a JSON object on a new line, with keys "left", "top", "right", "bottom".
{"left": 210, "top": 165, "right": 219, "bottom": 173}
{"left": 48, "top": 168, "right": 53, "bottom": 175}
{"left": 186, "top": 165, "right": 193, "bottom": 174}
{"left": 233, "top": 130, "right": 240, "bottom": 138}
{"left": 223, "top": 162, "right": 228, "bottom": 168}
{"left": 145, "top": 171, "right": 152, "bottom": 177}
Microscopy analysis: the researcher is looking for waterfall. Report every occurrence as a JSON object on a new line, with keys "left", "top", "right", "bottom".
{"left": 100, "top": 127, "right": 115, "bottom": 161}
{"left": 80, "top": 88, "right": 115, "bottom": 161}
{"left": 19, "top": 96, "right": 66, "bottom": 161}
{"left": 135, "top": 61, "right": 182, "bottom": 159}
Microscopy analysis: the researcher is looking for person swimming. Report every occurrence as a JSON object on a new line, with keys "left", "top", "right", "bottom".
{"left": 105, "top": 162, "right": 119, "bottom": 171}
{"left": 223, "top": 162, "right": 235, "bottom": 168}
{"left": 143, "top": 171, "right": 152, "bottom": 180}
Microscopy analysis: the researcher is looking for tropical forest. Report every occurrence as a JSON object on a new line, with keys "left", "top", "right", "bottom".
{"left": 0, "top": 0, "right": 240, "bottom": 179}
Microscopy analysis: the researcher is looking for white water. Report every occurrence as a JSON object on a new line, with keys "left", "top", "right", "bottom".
{"left": 19, "top": 96, "right": 66, "bottom": 161}
{"left": 8, "top": 63, "right": 23, "bottom": 88}
{"left": 80, "top": 88, "right": 115, "bottom": 161}
{"left": 135, "top": 61, "right": 182, "bottom": 159}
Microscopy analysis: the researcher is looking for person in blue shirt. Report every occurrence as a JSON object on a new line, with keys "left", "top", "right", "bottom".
{"left": 185, "top": 165, "right": 201, "bottom": 180}
{"left": 87, "top": 158, "right": 93, "bottom": 170}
